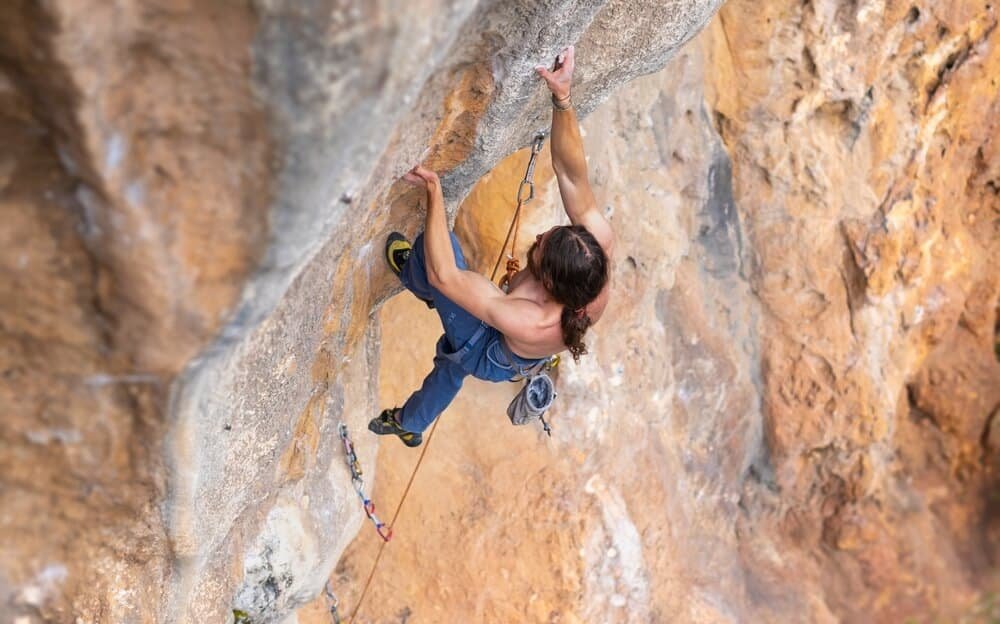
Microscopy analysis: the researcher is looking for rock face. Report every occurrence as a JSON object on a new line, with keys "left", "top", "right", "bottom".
{"left": 1, "top": 0, "right": 996, "bottom": 623}
{"left": 706, "top": 1, "right": 999, "bottom": 618}
{"left": 0, "top": 1, "right": 724, "bottom": 622}
{"left": 311, "top": 1, "right": 1000, "bottom": 623}
{"left": 1, "top": 2, "right": 271, "bottom": 621}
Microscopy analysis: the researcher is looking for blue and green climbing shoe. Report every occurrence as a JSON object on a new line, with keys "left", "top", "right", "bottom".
{"left": 385, "top": 232, "right": 434, "bottom": 309}
{"left": 368, "top": 408, "right": 423, "bottom": 448}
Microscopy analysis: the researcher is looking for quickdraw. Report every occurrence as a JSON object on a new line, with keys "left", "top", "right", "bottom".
{"left": 491, "top": 133, "right": 547, "bottom": 290}
{"left": 338, "top": 423, "right": 392, "bottom": 542}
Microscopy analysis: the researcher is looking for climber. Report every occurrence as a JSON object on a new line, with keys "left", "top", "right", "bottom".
{"left": 369, "top": 46, "right": 614, "bottom": 447}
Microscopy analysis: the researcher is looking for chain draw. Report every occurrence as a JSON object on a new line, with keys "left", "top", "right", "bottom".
{"left": 338, "top": 423, "right": 393, "bottom": 542}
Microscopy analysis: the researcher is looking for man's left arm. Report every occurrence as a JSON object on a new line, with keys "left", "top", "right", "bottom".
{"left": 433, "top": 267, "right": 543, "bottom": 342}
{"left": 402, "top": 165, "right": 541, "bottom": 341}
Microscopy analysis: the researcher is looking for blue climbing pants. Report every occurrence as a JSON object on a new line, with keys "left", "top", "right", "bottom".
{"left": 396, "top": 232, "right": 547, "bottom": 433}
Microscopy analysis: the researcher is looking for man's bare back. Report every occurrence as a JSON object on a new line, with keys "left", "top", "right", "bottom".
{"left": 503, "top": 229, "right": 611, "bottom": 360}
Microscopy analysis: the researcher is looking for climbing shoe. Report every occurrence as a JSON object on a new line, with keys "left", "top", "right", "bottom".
{"left": 385, "top": 232, "right": 411, "bottom": 277}
{"left": 385, "top": 232, "right": 435, "bottom": 309}
{"left": 368, "top": 408, "right": 423, "bottom": 448}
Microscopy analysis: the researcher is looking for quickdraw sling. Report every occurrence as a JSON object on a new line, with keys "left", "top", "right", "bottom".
{"left": 491, "top": 133, "right": 547, "bottom": 289}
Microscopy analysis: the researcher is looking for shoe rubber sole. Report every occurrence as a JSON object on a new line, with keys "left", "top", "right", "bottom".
{"left": 369, "top": 408, "right": 423, "bottom": 447}
{"left": 385, "top": 232, "right": 435, "bottom": 309}
{"left": 385, "top": 232, "right": 410, "bottom": 277}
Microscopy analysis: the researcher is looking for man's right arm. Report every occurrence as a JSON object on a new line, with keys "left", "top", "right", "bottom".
{"left": 536, "top": 46, "right": 615, "bottom": 257}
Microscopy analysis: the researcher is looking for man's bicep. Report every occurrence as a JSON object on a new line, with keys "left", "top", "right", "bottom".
{"left": 483, "top": 297, "right": 541, "bottom": 343}
{"left": 439, "top": 271, "right": 529, "bottom": 332}
{"left": 578, "top": 207, "right": 615, "bottom": 259}
{"left": 438, "top": 270, "right": 506, "bottom": 323}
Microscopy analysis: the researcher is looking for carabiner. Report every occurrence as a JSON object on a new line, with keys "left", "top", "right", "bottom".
{"left": 517, "top": 179, "right": 535, "bottom": 203}
{"left": 531, "top": 133, "right": 545, "bottom": 155}
{"left": 376, "top": 523, "right": 394, "bottom": 542}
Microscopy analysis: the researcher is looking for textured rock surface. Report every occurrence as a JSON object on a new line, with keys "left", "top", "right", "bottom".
{"left": 1, "top": 0, "right": 996, "bottom": 622}
{"left": 0, "top": 1, "right": 722, "bottom": 622}
{"left": 1, "top": 2, "right": 270, "bottom": 621}
{"left": 706, "top": 1, "right": 999, "bottom": 619}
{"left": 302, "top": 1, "right": 1000, "bottom": 622}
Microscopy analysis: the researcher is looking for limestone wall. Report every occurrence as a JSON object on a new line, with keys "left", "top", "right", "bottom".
{"left": 309, "top": 4, "right": 999, "bottom": 619}
{"left": 0, "top": 0, "right": 996, "bottom": 623}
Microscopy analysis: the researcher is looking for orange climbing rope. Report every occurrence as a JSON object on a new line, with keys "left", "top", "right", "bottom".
{"left": 346, "top": 415, "right": 444, "bottom": 624}
{"left": 346, "top": 135, "right": 547, "bottom": 623}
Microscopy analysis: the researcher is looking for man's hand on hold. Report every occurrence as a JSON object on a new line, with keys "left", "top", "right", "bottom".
{"left": 403, "top": 165, "right": 445, "bottom": 216}
{"left": 402, "top": 165, "right": 440, "bottom": 190}
{"left": 535, "top": 45, "right": 575, "bottom": 100}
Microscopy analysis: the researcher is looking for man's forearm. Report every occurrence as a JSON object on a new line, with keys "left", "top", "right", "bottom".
{"left": 422, "top": 183, "right": 459, "bottom": 286}
{"left": 551, "top": 106, "right": 588, "bottom": 183}
{"left": 538, "top": 45, "right": 593, "bottom": 217}
{"left": 550, "top": 104, "right": 599, "bottom": 225}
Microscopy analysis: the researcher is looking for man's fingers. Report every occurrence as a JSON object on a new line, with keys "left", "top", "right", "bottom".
{"left": 401, "top": 162, "right": 441, "bottom": 188}
{"left": 545, "top": 46, "right": 575, "bottom": 78}
{"left": 403, "top": 166, "right": 430, "bottom": 183}
{"left": 412, "top": 165, "right": 433, "bottom": 180}
{"left": 562, "top": 45, "right": 575, "bottom": 73}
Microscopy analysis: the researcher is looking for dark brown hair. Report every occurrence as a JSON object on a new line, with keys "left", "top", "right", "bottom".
{"left": 532, "top": 225, "right": 609, "bottom": 362}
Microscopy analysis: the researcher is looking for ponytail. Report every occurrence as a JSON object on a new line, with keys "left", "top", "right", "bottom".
{"left": 536, "top": 224, "right": 609, "bottom": 363}
{"left": 560, "top": 307, "right": 592, "bottom": 362}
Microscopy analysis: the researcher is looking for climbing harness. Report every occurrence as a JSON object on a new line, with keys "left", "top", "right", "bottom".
{"left": 338, "top": 423, "right": 392, "bottom": 542}
{"left": 491, "top": 132, "right": 547, "bottom": 289}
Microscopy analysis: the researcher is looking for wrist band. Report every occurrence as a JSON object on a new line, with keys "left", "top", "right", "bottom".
{"left": 551, "top": 93, "right": 572, "bottom": 111}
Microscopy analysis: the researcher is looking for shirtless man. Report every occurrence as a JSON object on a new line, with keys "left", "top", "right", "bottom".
{"left": 369, "top": 46, "right": 614, "bottom": 447}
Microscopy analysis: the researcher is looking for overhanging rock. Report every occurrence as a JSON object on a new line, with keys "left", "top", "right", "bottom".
{"left": 164, "top": 1, "right": 723, "bottom": 622}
